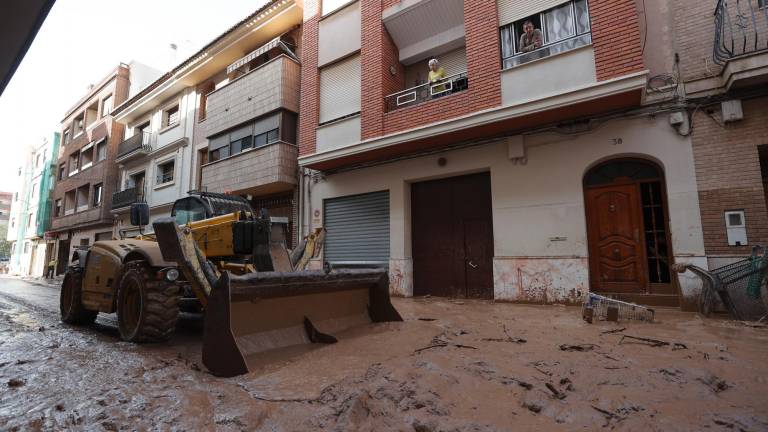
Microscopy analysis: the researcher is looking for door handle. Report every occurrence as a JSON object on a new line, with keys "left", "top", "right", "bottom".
{"left": 468, "top": 261, "right": 478, "bottom": 269}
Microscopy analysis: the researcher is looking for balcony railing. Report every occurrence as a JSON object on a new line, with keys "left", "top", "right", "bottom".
{"left": 111, "top": 187, "right": 143, "bottom": 210}
{"left": 385, "top": 72, "right": 469, "bottom": 112}
{"left": 714, "top": 0, "right": 768, "bottom": 65}
{"left": 117, "top": 132, "right": 152, "bottom": 159}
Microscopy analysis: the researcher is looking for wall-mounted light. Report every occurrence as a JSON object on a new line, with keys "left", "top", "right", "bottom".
{"left": 389, "top": 65, "right": 397, "bottom": 76}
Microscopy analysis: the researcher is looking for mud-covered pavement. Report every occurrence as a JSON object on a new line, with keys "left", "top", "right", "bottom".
{"left": 1, "top": 277, "right": 768, "bottom": 431}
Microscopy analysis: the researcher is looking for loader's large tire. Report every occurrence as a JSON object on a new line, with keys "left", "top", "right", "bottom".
{"left": 60, "top": 267, "right": 98, "bottom": 325}
{"left": 116, "top": 263, "right": 180, "bottom": 343}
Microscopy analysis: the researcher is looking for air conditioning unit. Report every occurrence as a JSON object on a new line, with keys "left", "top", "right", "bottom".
{"left": 721, "top": 100, "right": 743, "bottom": 123}
{"left": 724, "top": 210, "right": 748, "bottom": 246}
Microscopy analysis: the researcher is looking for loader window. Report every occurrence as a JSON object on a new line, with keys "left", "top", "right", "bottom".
{"left": 172, "top": 198, "right": 208, "bottom": 225}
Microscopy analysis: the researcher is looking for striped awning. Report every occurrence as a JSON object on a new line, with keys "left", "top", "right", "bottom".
{"left": 227, "top": 37, "right": 282, "bottom": 74}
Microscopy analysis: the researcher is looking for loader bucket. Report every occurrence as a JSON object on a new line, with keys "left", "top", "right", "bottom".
{"left": 204, "top": 268, "right": 402, "bottom": 377}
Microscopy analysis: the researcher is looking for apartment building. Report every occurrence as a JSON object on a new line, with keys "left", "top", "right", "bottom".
{"left": 6, "top": 134, "right": 59, "bottom": 276}
{"left": 295, "top": 0, "right": 710, "bottom": 308}
{"left": 110, "top": 0, "right": 303, "bottom": 243}
{"left": 670, "top": 0, "right": 768, "bottom": 270}
{"left": 50, "top": 62, "right": 160, "bottom": 274}
{"left": 0, "top": 192, "right": 10, "bottom": 229}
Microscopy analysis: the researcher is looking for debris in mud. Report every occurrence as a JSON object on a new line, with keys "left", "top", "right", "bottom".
{"left": 480, "top": 324, "right": 526, "bottom": 344}
{"left": 698, "top": 375, "right": 731, "bottom": 393}
{"left": 559, "top": 343, "right": 599, "bottom": 352}
{"left": 38, "top": 326, "right": 45, "bottom": 332}
{"left": 417, "top": 318, "right": 437, "bottom": 322}
{"left": 15, "top": 359, "right": 32, "bottom": 365}
{"left": 601, "top": 327, "right": 627, "bottom": 334}
{"left": 7, "top": 378, "right": 25, "bottom": 388}
{"left": 522, "top": 401, "right": 542, "bottom": 413}
{"left": 54, "top": 404, "right": 64, "bottom": 412}
{"left": 618, "top": 335, "right": 672, "bottom": 348}
{"left": 414, "top": 333, "right": 478, "bottom": 353}
{"left": 545, "top": 382, "right": 567, "bottom": 400}
{"left": 591, "top": 405, "right": 626, "bottom": 424}
{"left": 412, "top": 419, "right": 438, "bottom": 432}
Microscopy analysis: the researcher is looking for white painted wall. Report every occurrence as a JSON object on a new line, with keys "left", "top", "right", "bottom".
{"left": 316, "top": 115, "right": 362, "bottom": 153}
{"left": 304, "top": 115, "right": 705, "bottom": 304}
{"left": 500, "top": 46, "right": 597, "bottom": 106}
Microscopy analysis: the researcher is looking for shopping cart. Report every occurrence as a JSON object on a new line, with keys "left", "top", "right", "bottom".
{"left": 673, "top": 246, "right": 768, "bottom": 321}
{"left": 582, "top": 293, "right": 655, "bottom": 323}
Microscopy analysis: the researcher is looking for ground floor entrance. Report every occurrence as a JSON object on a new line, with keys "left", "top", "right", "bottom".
{"left": 584, "top": 158, "right": 678, "bottom": 306}
{"left": 411, "top": 172, "right": 494, "bottom": 299}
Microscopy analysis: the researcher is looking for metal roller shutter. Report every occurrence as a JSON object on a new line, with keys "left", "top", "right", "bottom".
{"left": 497, "top": 0, "right": 570, "bottom": 26}
{"left": 319, "top": 54, "right": 361, "bottom": 123}
{"left": 324, "top": 190, "right": 389, "bottom": 264}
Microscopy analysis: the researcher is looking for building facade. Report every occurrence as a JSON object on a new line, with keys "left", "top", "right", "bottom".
{"left": 0, "top": 191, "right": 11, "bottom": 229}
{"left": 111, "top": 0, "right": 303, "bottom": 244}
{"left": 671, "top": 0, "right": 768, "bottom": 271}
{"left": 50, "top": 62, "right": 160, "bottom": 274}
{"left": 6, "top": 134, "right": 59, "bottom": 276}
{"left": 295, "top": 0, "right": 709, "bottom": 308}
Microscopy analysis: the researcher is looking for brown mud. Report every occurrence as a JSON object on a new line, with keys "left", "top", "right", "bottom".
{"left": 1, "top": 280, "right": 768, "bottom": 431}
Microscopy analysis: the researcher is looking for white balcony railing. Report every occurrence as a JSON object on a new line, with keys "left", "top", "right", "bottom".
{"left": 384, "top": 72, "right": 469, "bottom": 112}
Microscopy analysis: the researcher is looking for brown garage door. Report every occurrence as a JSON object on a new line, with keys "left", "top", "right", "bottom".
{"left": 412, "top": 172, "right": 494, "bottom": 299}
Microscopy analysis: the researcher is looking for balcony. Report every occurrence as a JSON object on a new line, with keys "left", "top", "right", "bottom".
{"left": 203, "top": 55, "right": 300, "bottom": 138}
{"left": 385, "top": 72, "right": 468, "bottom": 112}
{"left": 116, "top": 132, "right": 152, "bottom": 162}
{"left": 201, "top": 142, "right": 297, "bottom": 196}
{"left": 714, "top": 0, "right": 768, "bottom": 65}
{"left": 111, "top": 187, "right": 143, "bottom": 210}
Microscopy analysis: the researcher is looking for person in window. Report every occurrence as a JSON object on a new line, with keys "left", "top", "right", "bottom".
{"left": 519, "top": 20, "right": 543, "bottom": 53}
{"left": 428, "top": 58, "right": 446, "bottom": 97}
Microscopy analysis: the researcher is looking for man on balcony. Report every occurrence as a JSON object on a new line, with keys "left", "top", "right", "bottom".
{"left": 428, "top": 58, "right": 447, "bottom": 97}
{"left": 519, "top": 20, "right": 543, "bottom": 53}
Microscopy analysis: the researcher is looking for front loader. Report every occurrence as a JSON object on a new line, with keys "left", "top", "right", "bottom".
{"left": 60, "top": 192, "right": 402, "bottom": 377}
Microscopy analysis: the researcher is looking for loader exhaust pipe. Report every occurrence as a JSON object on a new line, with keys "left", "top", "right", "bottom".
{"left": 152, "top": 217, "right": 402, "bottom": 377}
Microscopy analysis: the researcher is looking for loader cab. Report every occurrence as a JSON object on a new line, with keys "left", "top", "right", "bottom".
{"left": 171, "top": 191, "right": 255, "bottom": 225}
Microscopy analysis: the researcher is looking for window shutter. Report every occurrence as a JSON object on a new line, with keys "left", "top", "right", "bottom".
{"left": 229, "top": 124, "right": 253, "bottom": 142}
{"left": 319, "top": 54, "right": 361, "bottom": 124}
{"left": 209, "top": 134, "right": 229, "bottom": 151}
{"left": 253, "top": 113, "right": 280, "bottom": 136}
{"left": 497, "top": 0, "right": 571, "bottom": 26}
{"left": 324, "top": 191, "right": 390, "bottom": 264}
{"left": 437, "top": 47, "right": 467, "bottom": 77}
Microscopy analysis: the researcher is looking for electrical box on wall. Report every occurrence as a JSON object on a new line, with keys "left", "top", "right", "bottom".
{"left": 507, "top": 135, "right": 525, "bottom": 160}
{"left": 724, "top": 210, "right": 748, "bottom": 246}
{"left": 721, "top": 100, "right": 743, "bottom": 123}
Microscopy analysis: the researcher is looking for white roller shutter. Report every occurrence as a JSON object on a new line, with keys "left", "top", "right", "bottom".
{"left": 498, "top": 0, "right": 571, "bottom": 26}
{"left": 323, "top": 0, "right": 352, "bottom": 16}
{"left": 324, "top": 191, "right": 389, "bottom": 264}
{"left": 319, "top": 54, "right": 361, "bottom": 124}
{"left": 439, "top": 47, "right": 467, "bottom": 77}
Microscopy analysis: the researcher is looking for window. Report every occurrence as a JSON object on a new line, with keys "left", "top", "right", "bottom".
{"left": 101, "top": 94, "right": 113, "bottom": 117}
{"left": 96, "top": 139, "right": 107, "bottom": 162}
{"left": 163, "top": 104, "right": 180, "bottom": 128}
{"left": 156, "top": 160, "right": 175, "bottom": 185}
{"left": 319, "top": 54, "right": 362, "bottom": 124}
{"left": 198, "top": 82, "right": 215, "bottom": 122}
{"left": 80, "top": 143, "right": 94, "bottom": 169}
{"left": 31, "top": 183, "right": 37, "bottom": 199}
{"left": 35, "top": 154, "right": 41, "bottom": 168}
{"left": 136, "top": 121, "right": 151, "bottom": 145}
{"left": 76, "top": 185, "right": 90, "bottom": 211}
{"left": 92, "top": 183, "right": 103, "bottom": 207}
{"left": 254, "top": 128, "right": 279, "bottom": 147}
{"left": 63, "top": 129, "right": 70, "bottom": 146}
{"left": 10, "top": 217, "right": 15, "bottom": 228}
{"left": 172, "top": 197, "right": 209, "bottom": 225}
{"left": 24, "top": 242, "right": 30, "bottom": 254}
{"left": 80, "top": 238, "right": 89, "bottom": 247}
{"left": 73, "top": 113, "right": 85, "bottom": 135}
{"left": 126, "top": 171, "right": 146, "bottom": 191}
{"left": 54, "top": 199, "right": 62, "bottom": 217}
{"left": 500, "top": 0, "right": 591, "bottom": 69}
{"left": 64, "top": 190, "right": 76, "bottom": 215}
{"left": 27, "top": 213, "right": 34, "bottom": 228}
{"left": 207, "top": 112, "right": 282, "bottom": 162}
{"left": 69, "top": 151, "right": 80, "bottom": 175}
{"left": 85, "top": 101, "right": 98, "bottom": 128}
{"left": 58, "top": 163, "right": 66, "bottom": 180}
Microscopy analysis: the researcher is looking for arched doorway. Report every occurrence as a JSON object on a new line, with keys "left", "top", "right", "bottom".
{"left": 583, "top": 158, "right": 677, "bottom": 305}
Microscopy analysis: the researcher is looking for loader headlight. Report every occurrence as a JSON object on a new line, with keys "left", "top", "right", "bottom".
{"left": 165, "top": 268, "right": 180, "bottom": 282}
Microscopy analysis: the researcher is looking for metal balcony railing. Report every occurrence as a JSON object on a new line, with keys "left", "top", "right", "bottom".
{"left": 384, "top": 72, "right": 469, "bottom": 112}
{"left": 111, "top": 187, "right": 143, "bottom": 210}
{"left": 714, "top": 0, "right": 768, "bottom": 65}
{"left": 117, "top": 132, "right": 152, "bottom": 158}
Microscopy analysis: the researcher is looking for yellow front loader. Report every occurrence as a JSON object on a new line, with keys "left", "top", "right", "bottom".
{"left": 60, "top": 192, "right": 401, "bottom": 377}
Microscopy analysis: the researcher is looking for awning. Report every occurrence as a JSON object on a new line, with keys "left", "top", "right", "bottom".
{"left": 227, "top": 35, "right": 297, "bottom": 74}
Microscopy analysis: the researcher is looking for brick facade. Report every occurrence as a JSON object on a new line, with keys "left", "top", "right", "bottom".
{"left": 51, "top": 65, "right": 130, "bottom": 233}
{"left": 298, "top": 14, "right": 320, "bottom": 157}
{"left": 691, "top": 97, "right": 768, "bottom": 256}
{"left": 590, "top": 0, "right": 645, "bottom": 81}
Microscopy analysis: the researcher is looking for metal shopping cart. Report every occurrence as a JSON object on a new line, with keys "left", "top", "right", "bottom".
{"left": 673, "top": 246, "right": 768, "bottom": 321}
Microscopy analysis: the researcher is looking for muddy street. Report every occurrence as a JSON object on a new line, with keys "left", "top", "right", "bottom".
{"left": 0, "top": 277, "right": 767, "bottom": 431}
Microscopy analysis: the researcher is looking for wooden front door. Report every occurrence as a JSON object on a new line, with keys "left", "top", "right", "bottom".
{"left": 412, "top": 172, "right": 494, "bottom": 299}
{"left": 586, "top": 184, "right": 646, "bottom": 293}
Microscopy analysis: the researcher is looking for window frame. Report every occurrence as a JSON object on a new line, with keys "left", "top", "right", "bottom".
{"left": 155, "top": 158, "right": 176, "bottom": 187}
{"left": 162, "top": 102, "right": 181, "bottom": 130}
{"left": 500, "top": 0, "right": 592, "bottom": 70}
{"left": 101, "top": 94, "right": 113, "bottom": 118}
{"left": 92, "top": 183, "right": 103, "bottom": 207}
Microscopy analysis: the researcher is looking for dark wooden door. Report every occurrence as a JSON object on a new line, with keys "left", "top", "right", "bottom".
{"left": 585, "top": 184, "right": 646, "bottom": 293}
{"left": 56, "top": 239, "right": 70, "bottom": 275}
{"left": 412, "top": 173, "right": 494, "bottom": 299}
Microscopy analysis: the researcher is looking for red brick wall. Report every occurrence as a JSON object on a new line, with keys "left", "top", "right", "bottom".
{"left": 590, "top": 0, "right": 645, "bottom": 81}
{"left": 372, "top": 0, "right": 501, "bottom": 137}
{"left": 692, "top": 97, "right": 768, "bottom": 256}
{"left": 298, "top": 15, "right": 320, "bottom": 157}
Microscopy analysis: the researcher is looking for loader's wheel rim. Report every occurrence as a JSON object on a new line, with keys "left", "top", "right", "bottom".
{"left": 121, "top": 279, "right": 143, "bottom": 337}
